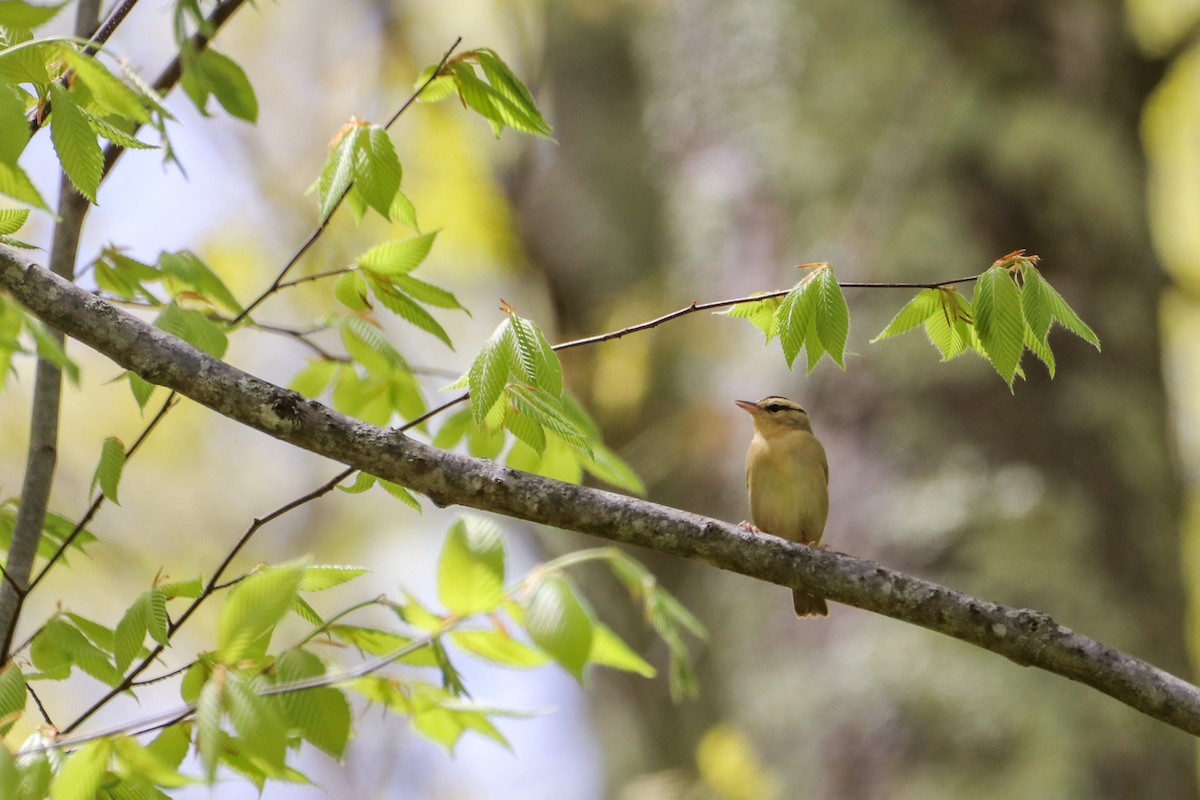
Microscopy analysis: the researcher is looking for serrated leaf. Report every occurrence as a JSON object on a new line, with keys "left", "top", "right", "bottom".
{"left": 180, "top": 46, "right": 256, "bottom": 121}
{"left": 316, "top": 123, "right": 360, "bottom": 222}
{"left": 49, "top": 83, "right": 101, "bottom": 203}
{"left": 353, "top": 125, "right": 401, "bottom": 218}
{"left": 216, "top": 564, "right": 305, "bottom": 664}
{"left": 1024, "top": 322, "right": 1056, "bottom": 377}
{"left": 973, "top": 266, "right": 1025, "bottom": 387}
{"left": 90, "top": 435, "right": 125, "bottom": 505}
{"left": 522, "top": 575, "right": 592, "bottom": 681}
{"left": 0, "top": 158, "right": 47, "bottom": 208}
{"left": 475, "top": 49, "right": 552, "bottom": 136}
{"left": 289, "top": 358, "right": 337, "bottom": 398}
{"left": 509, "top": 314, "right": 562, "bottom": 397}
{"left": 812, "top": 266, "right": 849, "bottom": 367}
{"left": 363, "top": 276, "right": 453, "bottom": 347}
{"left": 336, "top": 314, "right": 408, "bottom": 375}
{"left": 225, "top": 676, "right": 288, "bottom": 771}
{"left": 438, "top": 516, "right": 506, "bottom": 615}
{"left": 589, "top": 623, "right": 656, "bottom": 677}
{"left": 0, "top": 1, "right": 66, "bottom": 28}
{"left": 377, "top": 477, "right": 422, "bottom": 510}
{"left": 776, "top": 274, "right": 817, "bottom": 369}
{"left": 195, "top": 677, "right": 224, "bottom": 781}
{"left": 390, "top": 189, "right": 419, "bottom": 230}
{"left": 450, "top": 629, "right": 549, "bottom": 667}
{"left": 415, "top": 65, "right": 457, "bottom": 103}
{"left": 0, "top": 207, "right": 28, "bottom": 236}
{"left": 334, "top": 269, "right": 370, "bottom": 311}
{"left": 60, "top": 48, "right": 151, "bottom": 123}
{"left": 154, "top": 303, "right": 227, "bottom": 358}
{"left": 50, "top": 739, "right": 110, "bottom": 800}
{"left": 357, "top": 232, "right": 438, "bottom": 276}
{"left": 273, "top": 652, "right": 350, "bottom": 758}
{"left": 298, "top": 565, "right": 369, "bottom": 592}
{"left": 112, "top": 735, "right": 191, "bottom": 788}
{"left": 78, "top": 106, "right": 156, "bottom": 149}
{"left": 393, "top": 273, "right": 465, "bottom": 311}
{"left": 717, "top": 295, "right": 781, "bottom": 341}
{"left": 114, "top": 592, "right": 149, "bottom": 673}
{"left": 1021, "top": 264, "right": 1100, "bottom": 350}
{"left": 468, "top": 320, "right": 516, "bottom": 428}
{"left": 157, "top": 250, "right": 242, "bottom": 314}
{"left": 0, "top": 663, "right": 25, "bottom": 735}
{"left": 0, "top": 85, "right": 31, "bottom": 165}
{"left": 871, "top": 287, "right": 942, "bottom": 342}
{"left": 507, "top": 384, "right": 590, "bottom": 452}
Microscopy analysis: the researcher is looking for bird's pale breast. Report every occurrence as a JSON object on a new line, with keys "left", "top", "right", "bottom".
{"left": 745, "top": 429, "right": 829, "bottom": 544}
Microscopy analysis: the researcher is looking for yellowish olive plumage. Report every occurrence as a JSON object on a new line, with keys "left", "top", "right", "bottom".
{"left": 736, "top": 396, "right": 829, "bottom": 617}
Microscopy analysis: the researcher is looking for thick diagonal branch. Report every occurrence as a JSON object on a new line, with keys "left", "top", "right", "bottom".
{"left": 1, "top": 246, "right": 1198, "bottom": 737}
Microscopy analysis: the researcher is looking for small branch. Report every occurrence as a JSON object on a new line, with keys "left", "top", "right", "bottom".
{"left": 5, "top": 247, "right": 1199, "bottom": 737}
{"left": 229, "top": 37, "right": 463, "bottom": 326}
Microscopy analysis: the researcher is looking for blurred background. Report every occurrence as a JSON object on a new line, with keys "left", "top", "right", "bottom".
{"left": 4, "top": 0, "right": 1200, "bottom": 797}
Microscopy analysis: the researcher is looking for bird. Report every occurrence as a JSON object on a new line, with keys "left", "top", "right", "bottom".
{"left": 735, "top": 396, "right": 830, "bottom": 617}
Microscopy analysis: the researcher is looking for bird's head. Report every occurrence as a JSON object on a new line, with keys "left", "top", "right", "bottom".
{"left": 734, "top": 396, "right": 814, "bottom": 434}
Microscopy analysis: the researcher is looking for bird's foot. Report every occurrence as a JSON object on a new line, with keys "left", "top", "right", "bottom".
{"left": 738, "top": 521, "right": 762, "bottom": 533}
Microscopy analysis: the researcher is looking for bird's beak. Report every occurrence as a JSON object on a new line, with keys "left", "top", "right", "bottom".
{"left": 734, "top": 399, "right": 759, "bottom": 414}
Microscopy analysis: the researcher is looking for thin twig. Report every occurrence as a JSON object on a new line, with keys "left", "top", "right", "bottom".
{"left": 229, "top": 36, "right": 463, "bottom": 325}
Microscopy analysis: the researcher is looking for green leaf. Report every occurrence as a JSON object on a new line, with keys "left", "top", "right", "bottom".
{"left": 717, "top": 295, "right": 781, "bottom": 341}
{"left": 1020, "top": 263, "right": 1100, "bottom": 350}
{"left": 289, "top": 358, "right": 337, "bottom": 398}
{"left": 812, "top": 266, "right": 849, "bottom": 367}
{"left": 0, "top": 1, "right": 67, "bottom": 28}
{"left": 923, "top": 290, "right": 974, "bottom": 360}
{"left": 112, "top": 735, "right": 191, "bottom": 788}
{"left": 392, "top": 274, "right": 464, "bottom": 310}
{"left": 1024, "top": 321, "right": 1056, "bottom": 377}
{"left": 450, "top": 58, "right": 553, "bottom": 139}
{"left": 154, "top": 303, "right": 227, "bottom": 358}
{"left": 195, "top": 676, "right": 224, "bottom": 781}
{"left": 114, "top": 592, "right": 149, "bottom": 674}
{"left": 180, "top": 46, "right": 257, "bottom": 121}
{"left": 522, "top": 575, "right": 593, "bottom": 681}
{"left": 316, "top": 124, "right": 357, "bottom": 222}
{"left": 225, "top": 676, "right": 288, "bottom": 772}
{"left": 376, "top": 477, "right": 422, "bottom": 510}
{"left": 48, "top": 83, "right": 101, "bottom": 203}
{"left": 273, "top": 651, "right": 350, "bottom": 758}
{"left": 509, "top": 314, "right": 562, "bottom": 397}
{"left": 390, "top": 189, "right": 419, "bottom": 230}
{"left": 60, "top": 48, "right": 151, "bottom": 123}
{"left": 363, "top": 274, "right": 454, "bottom": 348}
{"left": 0, "top": 663, "right": 25, "bottom": 735}
{"left": 414, "top": 65, "right": 457, "bottom": 103}
{"left": 298, "top": 565, "right": 369, "bottom": 592}
{"left": 973, "top": 266, "right": 1025, "bottom": 387}
{"left": 336, "top": 314, "right": 408, "bottom": 375}
{"left": 438, "top": 516, "right": 506, "bottom": 615}
{"left": 333, "top": 270, "right": 370, "bottom": 311}
{"left": 357, "top": 232, "right": 438, "bottom": 275}
{"left": 50, "top": 739, "right": 110, "bottom": 800}
{"left": 467, "top": 319, "right": 516, "bottom": 428}
{"left": 157, "top": 250, "right": 242, "bottom": 314}
{"left": 29, "top": 619, "right": 120, "bottom": 685}
{"left": 216, "top": 564, "right": 305, "bottom": 664}
{"left": 330, "top": 625, "right": 438, "bottom": 666}
{"left": 0, "top": 207, "right": 28, "bottom": 236}
{"left": 90, "top": 435, "right": 126, "bottom": 505}
{"left": 0, "top": 84, "right": 31, "bottom": 165}
{"left": 775, "top": 273, "right": 818, "bottom": 369}
{"left": 475, "top": 49, "right": 552, "bottom": 135}
{"left": 589, "top": 623, "right": 656, "bottom": 677}
{"left": 353, "top": 124, "right": 401, "bottom": 218}
{"left": 0, "top": 158, "right": 47, "bottom": 209}
{"left": 871, "top": 287, "right": 942, "bottom": 342}
{"left": 450, "top": 629, "right": 549, "bottom": 668}
{"left": 506, "top": 384, "right": 590, "bottom": 453}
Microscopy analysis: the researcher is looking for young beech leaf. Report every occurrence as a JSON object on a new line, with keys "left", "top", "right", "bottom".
{"left": 49, "top": 83, "right": 101, "bottom": 203}
{"left": 438, "top": 517, "right": 506, "bottom": 615}
{"left": 871, "top": 288, "right": 942, "bottom": 342}
{"left": 775, "top": 274, "right": 817, "bottom": 369}
{"left": 1020, "top": 263, "right": 1100, "bottom": 350}
{"left": 522, "top": 575, "right": 593, "bottom": 681}
{"left": 90, "top": 436, "right": 126, "bottom": 505}
{"left": 812, "top": 266, "right": 850, "bottom": 367}
{"left": 973, "top": 266, "right": 1025, "bottom": 387}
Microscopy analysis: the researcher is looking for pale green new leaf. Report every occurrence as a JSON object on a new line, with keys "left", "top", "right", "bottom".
{"left": 316, "top": 127, "right": 357, "bottom": 222}
{"left": 195, "top": 678, "right": 224, "bottom": 781}
{"left": 871, "top": 287, "right": 942, "bottom": 342}
{"left": 717, "top": 295, "right": 781, "bottom": 342}
{"left": 49, "top": 739, "right": 110, "bottom": 800}
{"left": 0, "top": 207, "right": 27, "bottom": 235}
{"left": 363, "top": 276, "right": 453, "bottom": 348}
{"left": 336, "top": 314, "right": 407, "bottom": 375}
{"left": 522, "top": 575, "right": 593, "bottom": 681}
{"left": 114, "top": 591, "right": 149, "bottom": 673}
{"left": 0, "top": 84, "right": 30, "bottom": 164}
{"left": 154, "top": 303, "right": 227, "bottom": 358}
{"left": 112, "top": 735, "right": 192, "bottom": 788}
{"left": 25, "top": 316, "right": 80, "bottom": 383}
{"left": 273, "top": 651, "right": 350, "bottom": 758}
{"left": 0, "top": 663, "right": 25, "bottom": 735}
{"left": 450, "top": 629, "right": 549, "bottom": 668}
{"left": 475, "top": 49, "right": 553, "bottom": 137}
{"left": 49, "top": 84, "right": 101, "bottom": 203}
{"left": 415, "top": 64, "right": 457, "bottom": 102}
{"left": 377, "top": 477, "right": 422, "bottom": 510}
{"left": 298, "top": 565, "right": 369, "bottom": 592}
{"left": 467, "top": 320, "right": 516, "bottom": 428}
{"left": 813, "top": 266, "right": 849, "bottom": 367}
{"left": 334, "top": 269, "right": 370, "bottom": 311}
{"left": 60, "top": 48, "right": 151, "bottom": 123}
{"left": 393, "top": 274, "right": 465, "bottom": 310}
{"left": 923, "top": 291, "right": 974, "bottom": 361}
{"left": 438, "top": 516, "right": 506, "bottom": 615}
{"left": 353, "top": 125, "right": 402, "bottom": 218}
{"left": 289, "top": 358, "right": 337, "bottom": 399}
{"left": 973, "top": 266, "right": 1025, "bottom": 387}
{"left": 509, "top": 314, "right": 563, "bottom": 397}
{"left": 90, "top": 435, "right": 125, "bottom": 505}
{"left": 507, "top": 384, "right": 590, "bottom": 452}
{"left": 589, "top": 622, "right": 656, "bottom": 677}
{"left": 390, "top": 189, "right": 419, "bottom": 230}
{"left": 0, "top": 1, "right": 66, "bottom": 28}
{"left": 216, "top": 564, "right": 305, "bottom": 664}
{"left": 225, "top": 676, "right": 288, "bottom": 772}
{"left": 775, "top": 273, "right": 817, "bottom": 369}
{"left": 179, "top": 46, "right": 256, "bottom": 122}
{"left": 1020, "top": 263, "right": 1100, "bottom": 350}
{"left": 0, "top": 159, "right": 47, "bottom": 208}
{"left": 1024, "top": 322, "right": 1056, "bottom": 377}
{"left": 78, "top": 107, "right": 155, "bottom": 149}
{"left": 357, "top": 232, "right": 437, "bottom": 275}
{"left": 157, "top": 250, "right": 242, "bottom": 314}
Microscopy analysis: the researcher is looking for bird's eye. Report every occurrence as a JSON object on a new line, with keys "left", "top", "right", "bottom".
{"left": 766, "top": 403, "right": 786, "bottom": 413}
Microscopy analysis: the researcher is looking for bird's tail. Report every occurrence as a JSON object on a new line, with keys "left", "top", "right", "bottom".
{"left": 793, "top": 590, "right": 828, "bottom": 618}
